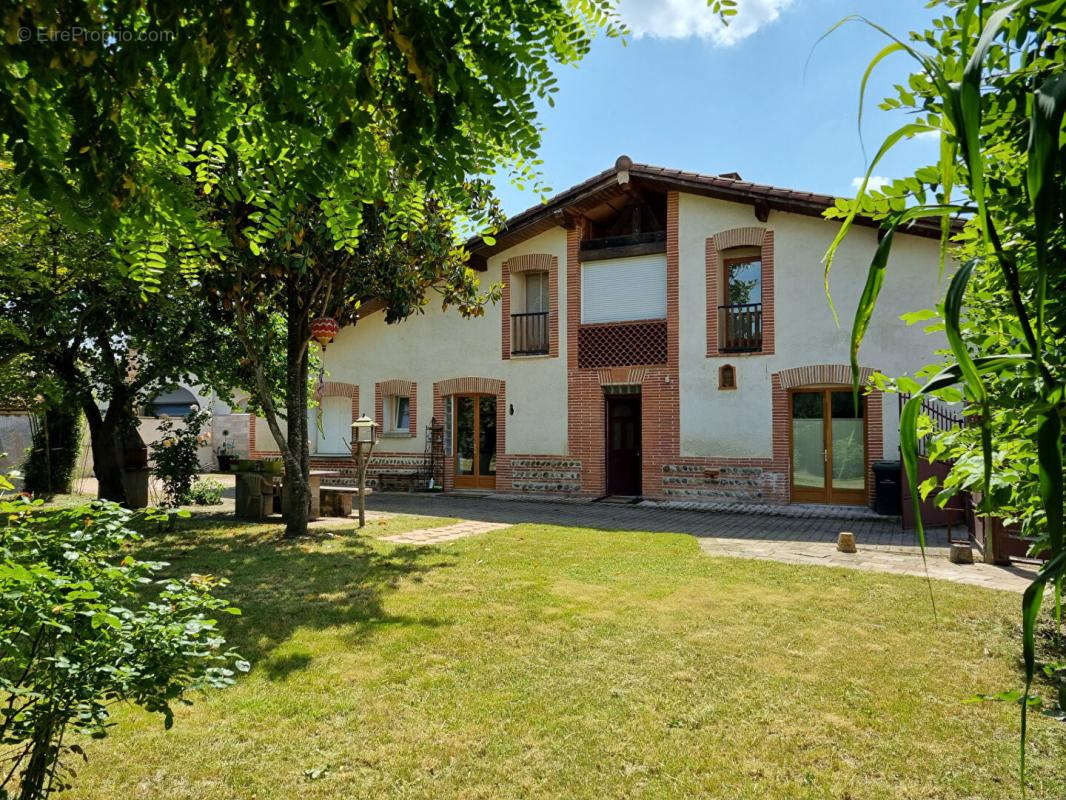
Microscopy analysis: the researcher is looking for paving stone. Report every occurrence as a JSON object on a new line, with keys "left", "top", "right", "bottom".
{"left": 364, "top": 492, "right": 1037, "bottom": 592}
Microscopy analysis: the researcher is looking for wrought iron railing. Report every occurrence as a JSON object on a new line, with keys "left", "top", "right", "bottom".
{"left": 511, "top": 311, "right": 549, "bottom": 355}
{"left": 899, "top": 392, "right": 966, "bottom": 457}
{"left": 718, "top": 303, "right": 763, "bottom": 351}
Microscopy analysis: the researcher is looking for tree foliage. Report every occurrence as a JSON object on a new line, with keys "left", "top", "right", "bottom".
{"left": 823, "top": 0, "right": 1066, "bottom": 778}
{"left": 0, "top": 169, "right": 233, "bottom": 504}
{"left": 0, "top": 478, "right": 246, "bottom": 799}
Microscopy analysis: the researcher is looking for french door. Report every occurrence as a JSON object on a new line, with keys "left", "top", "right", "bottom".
{"left": 790, "top": 388, "right": 866, "bottom": 505}
{"left": 453, "top": 394, "right": 497, "bottom": 489}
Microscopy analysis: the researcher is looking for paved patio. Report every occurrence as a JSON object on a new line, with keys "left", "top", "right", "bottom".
{"left": 366, "top": 491, "right": 945, "bottom": 551}
{"left": 364, "top": 492, "right": 1039, "bottom": 593}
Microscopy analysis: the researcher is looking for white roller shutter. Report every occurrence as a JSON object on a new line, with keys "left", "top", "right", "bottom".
{"left": 580, "top": 253, "right": 667, "bottom": 324}
{"left": 316, "top": 397, "right": 351, "bottom": 454}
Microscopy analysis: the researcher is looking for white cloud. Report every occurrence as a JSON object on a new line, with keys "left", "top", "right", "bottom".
{"left": 616, "top": 0, "right": 794, "bottom": 45}
{"left": 914, "top": 129, "right": 940, "bottom": 141}
{"left": 851, "top": 175, "right": 892, "bottom": 192}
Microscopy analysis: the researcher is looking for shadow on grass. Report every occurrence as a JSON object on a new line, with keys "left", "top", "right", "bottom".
{"left": 131, "top": 518, "right": 452, "bottom": 677}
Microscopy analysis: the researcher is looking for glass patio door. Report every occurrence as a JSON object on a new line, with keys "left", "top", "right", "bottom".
{"left": 454, "top": 394, "right": 497, "bottom": 489}
{"left": 790, "top": 389, "right": 866, "bottom": 505}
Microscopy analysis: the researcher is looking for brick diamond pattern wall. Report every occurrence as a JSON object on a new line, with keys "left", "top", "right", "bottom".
{"left": 577, "top": 320, "right": 667, "bottom": 369}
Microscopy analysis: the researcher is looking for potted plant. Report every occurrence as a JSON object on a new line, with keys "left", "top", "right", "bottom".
{"left": 215, "top": 437, "right": 236, "bottom": 472}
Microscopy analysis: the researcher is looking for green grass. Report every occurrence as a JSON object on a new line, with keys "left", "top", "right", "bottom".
{"left": 72, "top": 516, "right": 1066, "bottom": 799}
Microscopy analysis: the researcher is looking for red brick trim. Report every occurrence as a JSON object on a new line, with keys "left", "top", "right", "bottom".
{"left": 564, "top": 193, "right": 681, "bottom": 498}
{"left": 317, "top": 381, "right": 359, "bottom": 399}
{"left": 432, "top": 377, "right": 507, "bottom": 492}
{"left": 596, "top": 367, "right": 648, "bottom": 386}
{"left": 777, "top": 364, "right": 876, "bottom": 390}
{"left": 501, "top": 253, "right": 559, "bottom": 360}
{"left": 374, "top": 379, "right": 417, "bottom": 437}
{"left": 248, "top": 384, "right": 360, "bottom": 459}
{"left": 706, "top": 227, "right": 775, "bottom": 356}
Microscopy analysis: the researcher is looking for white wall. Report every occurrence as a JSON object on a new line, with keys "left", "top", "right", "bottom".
{"left": 677, "top": 192, "right": 949, "bottom": 460}
{"left": 323, "top": 227, "right": 570, "bottom": 456}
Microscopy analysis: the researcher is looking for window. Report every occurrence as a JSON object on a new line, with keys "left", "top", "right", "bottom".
{"left": 389, "top": 395, "right": 411, "bottom": 432}
{"left": 581, "top": 253, "right": 667, "bottom": 324}
{"left": 725, "top": 257, "right": 761, "bottom": 305}
{"left": 718, "top": 364, "right": 736, "bottom": 390}
{"left": 524, "top": 272, "right": 549, "bottom": 313}
{"left": 720, "top": 252, "right": 763, "bottom": 352}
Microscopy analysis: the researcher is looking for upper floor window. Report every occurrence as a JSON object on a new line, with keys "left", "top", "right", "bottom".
{"left": 720, "top": 250, "right": 763, "bottom": 352}
{"left": 511, "top": 271, "right": 550, "bottom": 355}
{"left": 581, "top": 254, "right": 667, "bottom": 324}
{"left": 725, "top": 256, "right": 762, "bottom": 305}
{"left": 524, "top": 272, "right": 549, "bottom": 313}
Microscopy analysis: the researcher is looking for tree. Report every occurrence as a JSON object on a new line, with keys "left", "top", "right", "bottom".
{"left": 1, "top": 1, "right": 630, "bottom": 535}
{"left": 823, "top": 0, "right": 1065, "bottom": 776}
{"left": 0, "top": 481, "right": 246, "bottom": 799}
{"left": 0, "top": 1, "right": 620, "bottom": 285}
{"left": 206, "top": 194, "right": 496, "bottom": 536}
{"left": 0, "top": 173, "right": 232, "bottom": 504}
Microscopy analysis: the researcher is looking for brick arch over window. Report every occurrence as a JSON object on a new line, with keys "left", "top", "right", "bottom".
{"left": 318, "top": 381, "right": 359, "bottom": 400}
{"left": 770, "top": 364, "right": 883, "bottom": 504}
{"left": 777, "top": 365, "right": 875, "bottom": 391}
{"left": 706, "top": 226, "right": 775, "bottom": 356}
{"left": 502, "top": 253, "right": 559, "bottom": 360}
{"left": 432, "top": 377, "right": 508, "bottom": 491}
{"left": 375, "top": 379, "right": 417, "bottom": 437}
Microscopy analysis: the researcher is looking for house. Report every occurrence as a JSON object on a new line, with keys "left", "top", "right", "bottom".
{"left": 250, "top": 156, "right": 951, "bottom": 507}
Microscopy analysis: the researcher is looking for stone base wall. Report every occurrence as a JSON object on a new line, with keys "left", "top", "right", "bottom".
{"left": 309, "top": 452, "right": 427, "bottom": 491}
{"left": 508, "top": 455, "right": 583, "bottom": 494}
{"left": 661, "top": 460, "right": 786, "bottom": 504}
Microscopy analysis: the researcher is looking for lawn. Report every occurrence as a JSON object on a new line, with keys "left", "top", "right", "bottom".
{"left": 72, "top": 514, "right": 1065, "bottom": 799}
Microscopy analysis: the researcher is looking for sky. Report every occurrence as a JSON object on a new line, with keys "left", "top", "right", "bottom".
{"left": 492, "top": 0, "right": 942, "bottom": 218}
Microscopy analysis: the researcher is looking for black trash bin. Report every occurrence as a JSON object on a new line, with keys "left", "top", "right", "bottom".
{"left": 872, "top": 460, "right": 902, "bottom": 516}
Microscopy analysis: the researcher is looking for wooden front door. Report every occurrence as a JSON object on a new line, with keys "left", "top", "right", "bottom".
{"left": 453, "top": 394, "right": 497, "bottom": 489}
{"left": 790, "top": 388, "right": 866, "bottom": 505}
{"left": 606, "top": 394, "right": 642, "bottom": 496}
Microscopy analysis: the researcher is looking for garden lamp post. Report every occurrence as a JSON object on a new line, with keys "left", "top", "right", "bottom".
{"left": 350, "top": 414, "right": 379, "bottom": 527}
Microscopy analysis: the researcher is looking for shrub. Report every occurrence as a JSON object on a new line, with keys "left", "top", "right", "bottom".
{"left": 149, "top": 410, "right": 211, "bottom": 507}
{"left": 0, "top": 474, "right": 247, "bottom": 798}
{"left": 21, "top": 408, "right": 81, "bottom": 497}
{"left": 187, "top": 478, "right": 225, "bottom": 506}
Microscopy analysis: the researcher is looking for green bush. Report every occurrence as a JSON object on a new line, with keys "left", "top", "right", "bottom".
{"left": 0, "top": 474, "right": 247, "bottom": 798}
{"left": 21, "top": 408, "right": 81, "bottom": 497}
{"left": 188, "top": 478, "right": 225, "bottom": 506}
{"left": 149, "top": 410, "right": 211, "bottom": 507}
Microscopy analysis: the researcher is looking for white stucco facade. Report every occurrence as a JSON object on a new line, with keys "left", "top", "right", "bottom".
{"left": 288, "top": 162, "right": 952, "bottom": 506}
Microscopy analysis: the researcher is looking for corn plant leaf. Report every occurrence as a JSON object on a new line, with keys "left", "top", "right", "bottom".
{"left": 848, "top": 205, "right": 965, "bottom": 403}
{"left": 1022, "top": 549, "right": 1066, "bottom": 780}
{"left": 954, "top": 1, "right": 1024, "bottom": 243}
{"left": 858, "top": 42, "right": 905, "bottom": 156}
{"left": 1026, "top": 72, "right": 1066, "bottom": 339}
{"left": 899, "top": 355, "right": 1031, "bottom": 556}
{"left": 1036, "top": 407, "right": 1063, "bottom": 556}
{"left": 823, "top": 122, "right": 940, "bottom": 325}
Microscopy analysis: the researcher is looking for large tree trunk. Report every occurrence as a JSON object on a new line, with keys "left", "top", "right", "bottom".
{"left": 282, "top": 280, "right": 312, "bottom": 538}
{"left": 82, "top": 401, "right": 127, "bottom": 504}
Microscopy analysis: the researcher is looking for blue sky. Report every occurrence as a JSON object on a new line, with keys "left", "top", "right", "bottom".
{"left": 493, "top": 0, "right": 941, "bottom": 218}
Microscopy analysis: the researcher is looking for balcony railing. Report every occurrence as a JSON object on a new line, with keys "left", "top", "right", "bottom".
{"left": 719, "top": 303, "right": 763, "bottom": 352}
{"left": 511, "top": 311, "right": 549, "bottom": 355}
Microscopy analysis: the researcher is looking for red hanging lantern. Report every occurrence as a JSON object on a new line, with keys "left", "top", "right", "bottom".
{"left": 310, "top": 317, "right": 339, "bottom": 350}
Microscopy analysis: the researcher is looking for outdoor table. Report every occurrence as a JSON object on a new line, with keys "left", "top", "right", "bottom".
{"left": 307, "top": 470, "right": 341, "bottom": 520}
{"left": 280, "top": 470, "right": 341, "bottom": 521}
